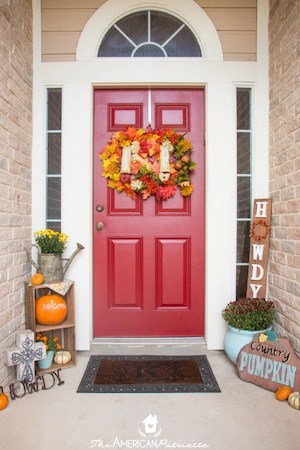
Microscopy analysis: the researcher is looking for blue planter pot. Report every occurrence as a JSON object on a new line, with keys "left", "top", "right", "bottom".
{"left": 37, "top": 350, "right": 54, "bottom": 369}
{"left": 224, "top": 325, "right": 272, "bottom": 364}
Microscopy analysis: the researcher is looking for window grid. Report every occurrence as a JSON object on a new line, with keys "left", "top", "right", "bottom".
{"left": 98, "top": 10, "right": 201, "bottom": 58}
{"left": 236, "top": 88, "right": 252, "bottom": 298}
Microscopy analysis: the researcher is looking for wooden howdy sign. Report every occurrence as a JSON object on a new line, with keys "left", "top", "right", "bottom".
{"left": 246, "top": 198, "right": 272, "bottom": 299}
{"left": 237, "top": 335, "right": 300, "bottom": 391}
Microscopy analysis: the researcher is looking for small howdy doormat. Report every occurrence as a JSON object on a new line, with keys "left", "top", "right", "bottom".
{"left": 77, "top": 355, "right": 221, "bottom": 393}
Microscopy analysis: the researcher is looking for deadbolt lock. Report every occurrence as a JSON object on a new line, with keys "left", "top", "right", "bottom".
{"left": 96, "top": 204, "right": 104, "bottom": 212}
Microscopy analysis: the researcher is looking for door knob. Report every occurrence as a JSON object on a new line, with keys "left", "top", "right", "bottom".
{"left": 95, "top": 221, "right": 105, "bottom": 231}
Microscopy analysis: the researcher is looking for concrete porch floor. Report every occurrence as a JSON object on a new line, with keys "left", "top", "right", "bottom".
{"left": 1, "top": 343, "right": 299, "bottom": 450}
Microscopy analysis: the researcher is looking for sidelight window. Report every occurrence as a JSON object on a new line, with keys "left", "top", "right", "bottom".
{"left": 46, "top": 88, "right": 62, "bottom": 232}
{"left": 236, "top": 88, "right": 252, "bottom": 297}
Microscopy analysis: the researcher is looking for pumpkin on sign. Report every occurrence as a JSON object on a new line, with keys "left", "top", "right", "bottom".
{"left": 35, "top": 294, "right": 68, "bottom": 326}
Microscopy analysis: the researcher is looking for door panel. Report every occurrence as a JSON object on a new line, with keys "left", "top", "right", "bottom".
{"left": 156, "top": 237, "right": 191, "bottom": 308}
{"left": 93, "top": 88, "right": 205, "bottom": 337}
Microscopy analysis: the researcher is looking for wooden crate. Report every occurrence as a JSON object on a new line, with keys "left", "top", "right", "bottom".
{"left": 25, "top": 282, "right": 76, "bottom": 374}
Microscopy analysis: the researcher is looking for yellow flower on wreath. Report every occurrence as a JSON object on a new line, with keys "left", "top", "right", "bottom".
{"left": 179, "top": 138, "right": 192, "bottom": 153}
{"left": 180, "top": 185, "right": 194, "bottom": 196}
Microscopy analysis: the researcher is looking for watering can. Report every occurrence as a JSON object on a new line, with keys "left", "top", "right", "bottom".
{"left": 26, "top": 242, "right": 85, "bottom": 284}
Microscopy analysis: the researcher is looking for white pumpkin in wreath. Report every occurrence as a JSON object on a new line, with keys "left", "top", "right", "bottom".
{"left": 54, "top": 350, "right": 72, "bottom": 365}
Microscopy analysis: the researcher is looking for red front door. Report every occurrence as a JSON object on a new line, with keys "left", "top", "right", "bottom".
{"left": 93, "top": 89, "right": 205, "bottom": 337}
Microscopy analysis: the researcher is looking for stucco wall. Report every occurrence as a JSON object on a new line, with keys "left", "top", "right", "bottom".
{"left": 269, "top": 0, "right": 300, "bottom": 353}
{"left": 0, "top": 0, "right": 33, "bottom": 385}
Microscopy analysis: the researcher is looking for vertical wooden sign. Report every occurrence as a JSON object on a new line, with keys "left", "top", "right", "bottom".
{"left": 246, "top": 199, "right": 272, "bottom": 298}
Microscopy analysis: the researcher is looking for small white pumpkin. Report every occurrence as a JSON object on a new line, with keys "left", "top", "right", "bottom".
{"left": 54, "top": 350, "right": 72, "bottom": 365}
{"left": 288, "top": 392, "right": 300, "bottom": 410}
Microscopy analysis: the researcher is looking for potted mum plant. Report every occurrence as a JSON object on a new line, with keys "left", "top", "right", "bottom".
{"left": 222, "top": 297, "right": 276, "bottom": 364}
{"left": 36, "top": 333, "right": 62, "bottom": 369}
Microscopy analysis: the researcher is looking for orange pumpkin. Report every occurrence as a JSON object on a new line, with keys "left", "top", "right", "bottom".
{"left": 0, "top": 387, "right": 9, "bottom": 411}
{"left": 35, "top": 294, "right": 68, "bottom": 325}
{"left": 275, "top": 385, "right": 292, "bottom": 401}
{"left": 31, "top": 273, "right": 44, "bottom": 286}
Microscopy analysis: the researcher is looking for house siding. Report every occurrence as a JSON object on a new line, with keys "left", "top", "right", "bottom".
{"left": 0, "top": 0, "right": 33, "bottom": 385}
{"left": 41, "top": 0, "right": 257, "bottom": 61}
{"left": 269, "top": 0, "right": 300, "bottom": 353}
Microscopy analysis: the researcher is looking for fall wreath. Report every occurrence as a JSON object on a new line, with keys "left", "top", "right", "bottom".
{"left": 100, "top": 127, "right": 196, "bottom": 200}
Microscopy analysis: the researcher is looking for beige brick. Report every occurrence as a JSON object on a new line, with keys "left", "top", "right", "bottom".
{"left": 269, "top": 0, "right": 300, "bottom": 353}
{"left": 0, "top": 0, "right": 32, "bottom": 386}
{"left": 288, "top": 228, "right": 300, "bottom": 240}
{"left": 281, "top": 214, "right": 300, "bottom": 227}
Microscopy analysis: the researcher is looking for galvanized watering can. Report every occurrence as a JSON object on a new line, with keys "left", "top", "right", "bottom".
{"left": 26, "top": 242, "right": 84, "bottom": 283}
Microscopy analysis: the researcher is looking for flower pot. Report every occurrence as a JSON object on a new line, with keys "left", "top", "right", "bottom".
{"left": 38, "top": 253, "right": 64, "bottom": 283}
{"left": 37, "top": 351, "right": 55, "bottom": 369}
{"left": 224, "top": 325, "right": 272, "bottom": 364}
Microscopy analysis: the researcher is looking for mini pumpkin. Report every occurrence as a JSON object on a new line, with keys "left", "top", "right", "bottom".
{"left": 0, "top": 387, "right": 9, "bottom": 411}
{"left": 35, "top": 294, "right": 68, "bottom": 326}
{"left": 54, "top": 350, "right": 72, "bottom": 365}
{"left": 275, "top": 385, "right": 292, "bottom": 401}
{"left": 288, "top": 392, "right": 300, "bottom": 410}
{"left": 31, "top": 273, "right": 44, "bottom": 286}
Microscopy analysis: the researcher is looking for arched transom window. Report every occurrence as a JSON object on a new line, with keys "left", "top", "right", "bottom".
{"left": 98, "top": 10, "right": 202, "bottom": 57}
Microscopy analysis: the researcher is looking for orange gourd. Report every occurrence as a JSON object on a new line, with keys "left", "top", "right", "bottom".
{"left": 275, "top": 385, "right": 292, "bottom": 401}
{"left": 31, "top": 273, "right": 44, "bottom": 286}
{"left": 35, "top": 294, "right": 68, "bottom": 326}
{"left": 0, "top": 387, "right": 9, "bottom": 411}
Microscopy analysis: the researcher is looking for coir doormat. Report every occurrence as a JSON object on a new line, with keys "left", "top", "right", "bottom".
{"left": 77, "top": 355, "right": 221, "bottom": 393}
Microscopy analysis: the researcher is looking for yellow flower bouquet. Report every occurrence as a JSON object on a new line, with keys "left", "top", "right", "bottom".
{"left": 33, "top": 229, "right": 69, "bottom": 254}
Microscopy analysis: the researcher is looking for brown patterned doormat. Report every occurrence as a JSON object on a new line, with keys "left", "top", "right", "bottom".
{"left": 77, "top": 355, "right": 221, "bottom": 393}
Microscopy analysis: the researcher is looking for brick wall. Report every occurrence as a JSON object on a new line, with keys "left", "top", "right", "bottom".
{"left": 0, "top": 0, "right": 33, "bottom": 385}
{"left": 269, "top": 0, "right": 300, "bottom": 353}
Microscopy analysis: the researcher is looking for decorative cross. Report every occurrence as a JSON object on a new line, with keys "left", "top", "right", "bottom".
{"left": 4, "top": 329, "right": 46, "bottom": 382}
